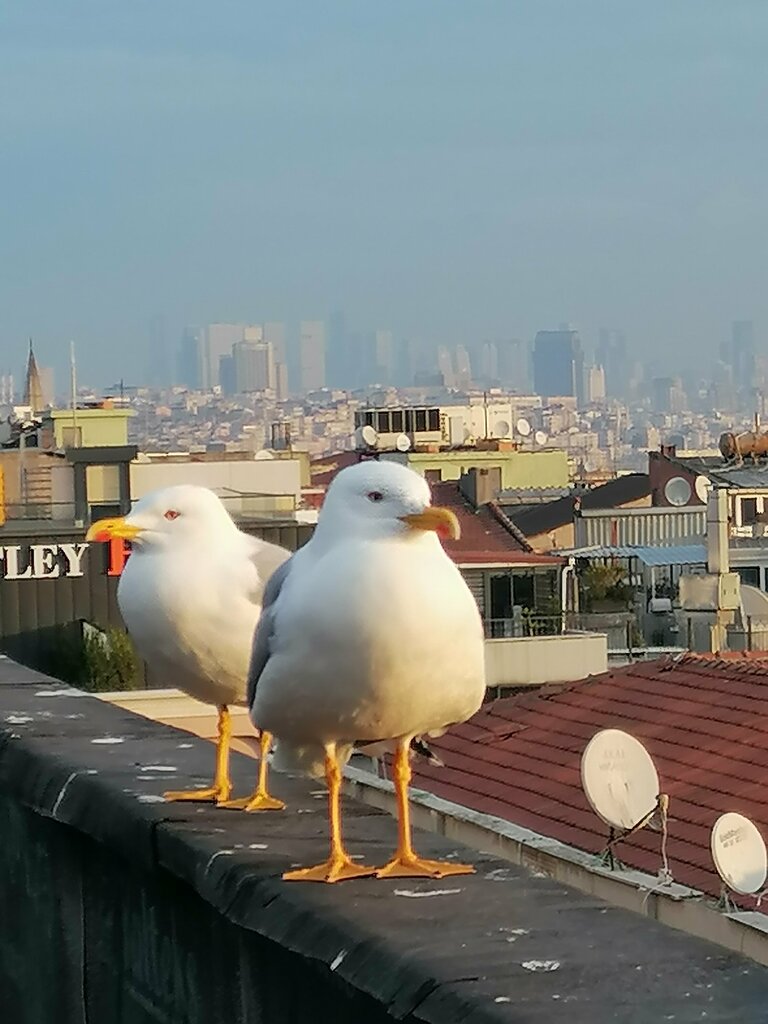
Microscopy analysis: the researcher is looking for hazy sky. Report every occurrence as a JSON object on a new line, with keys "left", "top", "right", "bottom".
{"left": 2, "top": 1, "right": 767, "bottom": 387}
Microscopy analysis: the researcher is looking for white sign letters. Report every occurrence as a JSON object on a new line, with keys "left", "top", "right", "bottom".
{"left": 0, "top": 543, "right": 89, "bottom": 581}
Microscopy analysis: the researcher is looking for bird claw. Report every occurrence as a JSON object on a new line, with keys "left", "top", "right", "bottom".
{"left": 376, "top": 855, "right": 475, "bottom": 880}
{"left": 283, "top": 855, "right": 376, "bottom": 883}
{"left": 219, "top": 791, "right": 286, "bottom": 813}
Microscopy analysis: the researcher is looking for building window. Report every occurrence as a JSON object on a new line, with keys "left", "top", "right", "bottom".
{"left": 741, "top": 498, "right": 758, "bottom": 525}
{"left": 415, "top": 409, "right": 427, "bottom": 432}
{"left": 375, "top": 410, "right": 391, "bottom": 433}
{"left": 428, "top": 408, "right": 440, "bottom": 431}
{"left": 404, "top": 409, "right": 415, "bottom": 432}
{"left": 363, "top": 410, "right": 375, "bottom": 427}
{"left": 425, "top": 470, "right": 441, "bottom": 483}
{"left": 736, "top": 566, "right": 760, "bottom": 588}
{"left": 391, "top": 410, "right": 404, "bottom": 433}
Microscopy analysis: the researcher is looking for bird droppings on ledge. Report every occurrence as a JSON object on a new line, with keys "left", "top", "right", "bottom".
{"left": 91, "top": 736, "right": 125, "bottom": 745}
{"left": 330, "top": 950, "right": 347, "bottom": 971}
{"left": 137, "top": 794, "right": 166, "bottom": 804}
{"left": 523, "top": 961, "right": 561, "bottom": 973}
{"left": 5, "top": 715, "right": 33, "bottom": 724}
{"left": 393, "top": 888, "right": 463, "bottom": 899}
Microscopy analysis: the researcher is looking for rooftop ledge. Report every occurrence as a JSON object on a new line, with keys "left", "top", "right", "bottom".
{"left": 1, "top": 661, "right": 768, "bottom": 1022}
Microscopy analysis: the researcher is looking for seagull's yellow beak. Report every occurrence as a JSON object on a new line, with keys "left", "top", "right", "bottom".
{"left": 85, "top": 516, "right": 143, "bottom": 543}
{"left": 400, "top": 506, "right": 461, "bottom": 541}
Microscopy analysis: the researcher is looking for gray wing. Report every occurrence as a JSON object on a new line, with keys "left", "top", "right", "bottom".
{"left": 248, "top": 537, "right": 291, "bottom": 603}
{"left": 246, "top": 553, "right": 294, "bottom": 711}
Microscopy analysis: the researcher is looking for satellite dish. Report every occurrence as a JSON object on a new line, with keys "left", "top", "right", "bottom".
{"left": 664, "top": 476, "right": 692, "bottom": 507}
{"left": 581, "top": 729, "right": 659, "bottom": 832}
{"left": 516, "top": 417, "right": 531, "bottom": 437}
{"left": 534, "top": 430, "right": 548, "bottom": 447}
{"left": 711, "top": 813, "right": 767, "bottom": 896}
{"left": 494, "top": 419, "right": 511, "bottom": 438}
{"left": 395, "top": 433, "right": 412, "bottom": 452}
{"left": 695, "top": 475, "right": 711, "bottom": 503}
{"left": 253, "top": 449, "right": 275, "bottom": 461}
{"left": 361, "top": 424, "right": 378, "bottom": 448}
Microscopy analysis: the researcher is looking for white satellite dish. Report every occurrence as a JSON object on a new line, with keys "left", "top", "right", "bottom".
{"left": 395, "top": 433, "right": 412, "bottom": 452}
{"left": 534, "top": 430, "right": 548, "bottom": 447}
{"left": 253, "top": 449, "right": 275, "bottom": 461}
{"left": 494, "top": 419, "right": 511, "bottom": 438}
{"left": 581, "top": 729, "right": 659, "bottom": 832}
{"left": 664, "top": 476, "right": 692, "bottom": 507}
{"left": 695, "top": 475, "right": 711, "bottom": 503}
{"left": 711, "top": 812, "right": 767, "bottom": 897}
{"left": 516, "top": 417, "right": 532, "bottom": 437}
{"left": 360, "top": 424, "right": 378, "bottom": 448}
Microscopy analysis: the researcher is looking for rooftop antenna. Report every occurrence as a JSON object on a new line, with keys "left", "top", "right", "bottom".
{"left": 711, "top": 812, "right": 767, "bottom": 912}
{"left": 581, "top": 728, "right": 671, "bottom": 879}
{"left": 70, "top": 340, "right": 79, "bottom": 448}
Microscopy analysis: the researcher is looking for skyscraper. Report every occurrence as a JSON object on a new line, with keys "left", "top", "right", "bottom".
{"left": 374, "top": 329, "right": 394, "bottom": 385}
{"left": 233, "top": 339, "right": 275, "bottom": 392}
{"left": 204, "top": 324, "right": 245, "bottom": 389}
{"left": 731, "top": 320, "right": 756, "bottom": 393}
{"left": 299, "top": 321, "right": 326, "bottom": 392}
{"left": 178, "top": 327, "right": 203, "bottom": 390}
{"left": 596, "top": 329, "right": 629, "bottom": 399}
{"left": 532, "top": 329, "right": 584, "bottom": 404}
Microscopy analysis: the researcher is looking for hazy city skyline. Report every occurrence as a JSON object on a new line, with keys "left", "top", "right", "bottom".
{"left": 2, "top": 2, "right": 767, "bottom": 387}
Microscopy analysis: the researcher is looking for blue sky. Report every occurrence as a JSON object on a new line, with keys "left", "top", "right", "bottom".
{"left": 1, "top": 1, "right": 766, "bottom": 386}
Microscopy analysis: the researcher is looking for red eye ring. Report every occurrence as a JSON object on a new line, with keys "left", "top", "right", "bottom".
{"left": 367, "top": 491, "right": 384, "bottom": 503}
{"left": 164, "top": 509, "right": 180, "bottom": 520}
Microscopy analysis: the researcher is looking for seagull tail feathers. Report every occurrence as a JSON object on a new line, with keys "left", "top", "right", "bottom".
{"left": 271, "top": 741, "right": 327, "bottom": 780}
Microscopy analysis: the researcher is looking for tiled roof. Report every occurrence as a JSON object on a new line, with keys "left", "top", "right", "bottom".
{"left": 413, "top": 654, "right": 768, "bottom": 906}
{"left": 430, "top": 481, "right": 563, "bottom": 566}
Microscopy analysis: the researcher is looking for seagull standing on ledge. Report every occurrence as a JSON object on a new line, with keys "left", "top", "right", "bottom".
{"left": 86, "top": 485, "right": 290, "bottom": 811}
{"left": 249, "top": 461, "right": 486, "bottom": 883}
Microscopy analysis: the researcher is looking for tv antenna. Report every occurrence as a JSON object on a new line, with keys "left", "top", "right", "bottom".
{"left": 581, "top": 729, "right": 671, "bottom": 878}
{"left": 711, "top": 812, "right": 767, "bottom": 911}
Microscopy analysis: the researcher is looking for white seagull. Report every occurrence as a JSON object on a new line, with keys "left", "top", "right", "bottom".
{"left": 86, "top": 485, "right": 290, "bottom": 811}
{"left": 248, "top": 460, "right": 486, "bottom": 883}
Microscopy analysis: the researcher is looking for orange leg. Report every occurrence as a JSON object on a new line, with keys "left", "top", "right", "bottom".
{"left": 220, "top": 731, "right": 285, "bottom": 812}
{"left": 376, "top": 740, "right": 475, "bottom": 879}
{"left": 284, "top": 748, "right": 375, "bottom": 883}
{"left": 164, "top": 705, "right": 233, "bottom": 803}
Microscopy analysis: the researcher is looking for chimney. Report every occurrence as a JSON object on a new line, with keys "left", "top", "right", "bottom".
{"left": 660, "top": 443, "right": 677, "bottom": 459}
{"left": 707, "top": 486, "right": 730, "bottom": 575}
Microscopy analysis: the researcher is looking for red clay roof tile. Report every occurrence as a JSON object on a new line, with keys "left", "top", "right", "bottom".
{"left": 413, "top": 653, "right": 768, "bottom": 910}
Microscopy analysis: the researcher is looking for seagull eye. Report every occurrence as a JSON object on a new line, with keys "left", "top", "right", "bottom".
{"left": 164, "top": 509, "right": 180, "bottom": 521}
{"left": 367, "top": 491, "right": 384, "bottom": 503}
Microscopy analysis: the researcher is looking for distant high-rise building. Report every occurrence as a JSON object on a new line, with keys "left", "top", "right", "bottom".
{"left": 374, "top": 330, "right": 394, "bottom": 385}
{"left": 263, "top": 322, "right": 287, "bottom": 364}
{"left": 496, "top": 339, "right": 528, "bottom": 390}
{"left": 204, "top": 324, "right": 247, "bottom": 389}
{"left": 479, "top": 342, "right": 498, "bottom": 384}
{"left": 596, "top": 329, "right": 628, "bottom": 399}
{"left": 587, "top": 365, "right": 606, "bottom": 403}
{"left": 532, "top": 329, "right": 584, "bottom": 404}
{"left": 651, "top": 376, "right": 686, "bottom": 415}
{"left": 454, "top": 345, "right": 472, "bottom": 390}
{"left": 233, "top": 339, "right": 275, "bottom": 392}
{"left": 437, "top": 346, "right": 455, "bottom": 388}
{"left": 731, "top": 320, "right": 756, "bottom": 393}
{"left": 219, "top": 354, "right": 236, "bottom": 396}
{"left": 326, "top": 309, "right": 348, "bottom": 388}
{"left": 299, "top": 321, "right": 326, "bottom": 391}
{"left": 178, "top": 327, "right": 203, "bottom": 390}
{"left": 276, "top": 362, "right": 289, "bottom": 401}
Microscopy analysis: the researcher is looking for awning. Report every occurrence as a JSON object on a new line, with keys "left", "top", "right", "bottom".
{"left": 560, "top": 544, "right": 708, "bottom": 567}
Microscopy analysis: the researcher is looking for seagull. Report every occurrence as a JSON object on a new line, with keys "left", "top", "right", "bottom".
{"left": 86, "top": 485, "right": 290, "bottom": 812}
{"left": 248, "top": 460, "right": 486, "bottom": 882}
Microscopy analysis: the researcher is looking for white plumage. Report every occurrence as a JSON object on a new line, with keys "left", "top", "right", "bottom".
{"left": 249, "top": 460, "right": 485, "bottom": 882}
{"left": 87, "top": 485, "right": 290, "bottom": 808}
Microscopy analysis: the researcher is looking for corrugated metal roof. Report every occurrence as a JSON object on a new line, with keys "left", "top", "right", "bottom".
{"left": 561, "top": 543, "right": 708, "bottom": 566}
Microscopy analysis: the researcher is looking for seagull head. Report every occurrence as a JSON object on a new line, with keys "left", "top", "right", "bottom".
{"left": 85, "top": 485, "right": 239, "bottom": 552}
{"left": 318, "top": 460, "right": 460, "bottom": 542}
